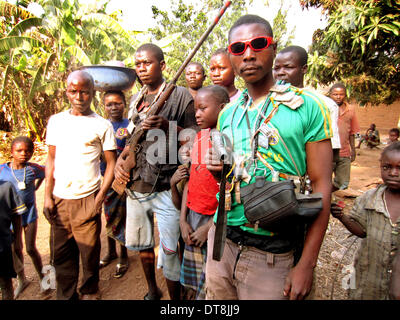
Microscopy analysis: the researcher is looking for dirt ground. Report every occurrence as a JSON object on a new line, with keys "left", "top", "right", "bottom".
{"left": 1, "top": 137, "right": 388, "bottom": 300}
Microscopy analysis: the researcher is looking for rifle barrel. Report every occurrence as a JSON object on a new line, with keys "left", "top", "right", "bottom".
{"left": 172, "top": 1, "right": 232, "bottom": 84}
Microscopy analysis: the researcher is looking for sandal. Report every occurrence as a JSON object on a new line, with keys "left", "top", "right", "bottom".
{"left": 113, "top": 263, "right": 129, "bottom": 279}
{"left": 144, "top": 288, "right": 163, "bottom": 300}
{"left": 99, "top": 254, "right": 118, "bottom": 268}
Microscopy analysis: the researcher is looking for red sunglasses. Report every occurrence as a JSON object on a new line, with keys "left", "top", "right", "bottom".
{"left": 228, "top": 36, "right": 274, "bottom": 55}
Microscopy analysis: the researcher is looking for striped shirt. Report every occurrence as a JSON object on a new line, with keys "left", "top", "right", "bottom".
{"left": 348, "top": 184, "right": 400, "bottom": 299}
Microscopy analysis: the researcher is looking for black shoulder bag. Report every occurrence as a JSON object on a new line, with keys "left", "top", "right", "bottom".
{"left": 240, "top": 98, "right": 323, "bottom": 230}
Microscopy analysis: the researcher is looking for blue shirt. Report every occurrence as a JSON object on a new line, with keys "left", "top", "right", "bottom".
{"left": 100, "top": 118, "right": 129, "bottom": 175}
{"left": 0, "top": 162, "right": 45, "bottom": 226}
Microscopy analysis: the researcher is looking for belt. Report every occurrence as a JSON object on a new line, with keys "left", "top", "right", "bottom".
{"left": 226, "top": 225, "right": 295, "bottom": 254}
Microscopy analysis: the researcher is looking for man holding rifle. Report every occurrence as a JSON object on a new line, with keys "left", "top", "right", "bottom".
{"left": 114, "top": 43, "right": 196, "bottom": 300}
{"left": 205, "top": 15, "right": 333, "bottom": 300}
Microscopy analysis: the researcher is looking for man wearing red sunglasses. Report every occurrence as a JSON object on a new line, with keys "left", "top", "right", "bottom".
{"left": 205, "top": 15, "right": 333, "bottom": 300}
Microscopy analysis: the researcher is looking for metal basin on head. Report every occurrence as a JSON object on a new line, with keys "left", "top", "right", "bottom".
{"left": 79, "top": 65, "right": 137, "bottom": 92}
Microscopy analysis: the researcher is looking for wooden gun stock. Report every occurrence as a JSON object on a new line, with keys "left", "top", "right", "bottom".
{"left": 112, "top": 1, "right": 232, "bottom": 195}
{"left": 111, "top": 83, "right": 176, "bottom": 195}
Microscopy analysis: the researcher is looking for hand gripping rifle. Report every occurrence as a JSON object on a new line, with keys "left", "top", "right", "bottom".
{"left": 112, "top": 1, "right": 232, "bottom": 195}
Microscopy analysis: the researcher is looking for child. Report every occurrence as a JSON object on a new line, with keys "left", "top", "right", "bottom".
{"left": 387, "top": 128, "right": 399, "bottom": 145}
{"left": 0, "top": 181, "right": 27, "bottom": 300}
{"left": 0, "top": 136, "right": 45, "bottom": 298}
{"left": 331, "top": 141, "right": 400, "bottom": 299}
{"left": 356, "top": 123, "right": 380, "bottom": 149}
{"left": 170, "top": 164, "right": 190, "bottom": 212}
{"left": 178, "top": 85, "right": 229, "bottom": 300}
{"left": 209, "top": 48, "right": 241, "bottom": 102}
{"left": 185, "top": 62, "right": 206, "bottom": 98}
{"left": 99, "top": 90, "right": 129, "bottom": 278}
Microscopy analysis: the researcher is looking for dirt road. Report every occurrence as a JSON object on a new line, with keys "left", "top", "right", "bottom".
{"left": 4, "top": 142, "right": 386, "bottom": 300}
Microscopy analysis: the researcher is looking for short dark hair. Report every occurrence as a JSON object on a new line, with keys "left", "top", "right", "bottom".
{"left": 278, "top": 45, "right": 308, "bottom": 66}
{"left": 329, "top": 82, "right": 347, "bottom": 94}
{"left": 186, "top": 62, "right": 205, "bottom": 75}
{"left": 197, "top": 85, "right": 230, "bottom": 105}
{"left": 102, "top": 90, "right": 126, "bottom": 106}
{"left": 389, "top": 128, "right": 400, "bottom": 136}
{"left": 67, "top": 70, "right": 94, "bottom": 89}
{"left": 381, "top": 141, "right": 400, "bottom": 158}
{"left": 211, "top": 48, "right": 228, "bottom": 58}
{"left": 11, "top": 136, "right": 34, "bottom": 153}
{"left": 136, "top": 43, "right": 164, "bottom": 62}
{"left": 228, "top": 14, "right": 273, "bottom": 42}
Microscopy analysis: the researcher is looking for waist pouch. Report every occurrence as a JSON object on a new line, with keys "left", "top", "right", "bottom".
{"left": 240, "top": 176, "right": 322, "bottom": 229}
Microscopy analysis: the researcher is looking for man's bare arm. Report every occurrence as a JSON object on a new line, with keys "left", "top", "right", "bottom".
{"left": 350, "top": 134, "right": 356, "bottom": 162}
{"left": 94, "top": 149, "right": 117, "bottom": 214}
{"left": 284, "top": 139, "right": 332, "bottom": 300}
{"left": 43, "top": 145, "right": 56, "bottom": 222}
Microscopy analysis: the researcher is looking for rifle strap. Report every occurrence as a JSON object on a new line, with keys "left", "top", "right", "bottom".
{"left": 127, "top": 85, "right": 148, "bottom": 135}
{"left": 139, "top": 81, "right": 166, "bottom": 115}
{"left": 126, "top": 81, "right": 166, "bottom": 139}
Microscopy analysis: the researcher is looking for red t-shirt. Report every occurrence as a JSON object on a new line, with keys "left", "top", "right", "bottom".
{"left": 186, "top": 129, "right": 219, "bottom": 215}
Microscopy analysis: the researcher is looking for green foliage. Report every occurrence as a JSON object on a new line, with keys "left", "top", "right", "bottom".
{"left": 149, "top": 0, "right": 295, "bottom": 90}
{"left": 272, "top": 1, "right": 295, "bottom": 52}
{"left": 0, "top": 0, "right": 298, "bottom": 140}
{"left": 149, "top": 0, "right": 252, "bottom": 88}
{"left": 303, "top": 0, "right": 400, "bottom": 106}
{"left": 0, "top": 0, "right": 140, "bottom": 140}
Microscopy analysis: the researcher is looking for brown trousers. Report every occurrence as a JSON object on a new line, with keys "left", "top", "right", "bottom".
{"left": 205, "top": 225, "right": 294, "bottom": 300}
{"left": 51, "top": 192, "right": 101, "bottom": 300}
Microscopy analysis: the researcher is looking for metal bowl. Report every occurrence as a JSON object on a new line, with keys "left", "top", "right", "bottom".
{"left": 79, "top": 65, "right": 137, "bottom": 92}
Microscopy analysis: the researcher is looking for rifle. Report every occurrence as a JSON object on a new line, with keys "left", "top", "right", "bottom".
{"left": 211, "top": 130, "right": 231, "bottom": 261}
{"left": 112, "top": 1, "right": 232, "bottom": 195}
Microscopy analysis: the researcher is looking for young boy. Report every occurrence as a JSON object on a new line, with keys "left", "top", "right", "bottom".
{"left": 0, "top": 136, "right": 45, "bottom": 298}
{"left": 209, "top": 48, "right": 241, "bottom": 102}
{"left": 185, "top": 62, "right": 206, "bottom": 98}
{"left": 178, "top": 85, "right": 229, "bottom": 300}
{"left": 99, "top": 91, "right": 129, "bottom": 278}
{"left": 387, "top": 128, "right": 399, "bottom": 145}
{"left": 356, "top": 123, "right": 380, "bottom": 149}
{"left": 0, "top": 181, "right": 27, "bottom": 300}
{"left": 331, "top": 141, "right": 400, "bottom": 299}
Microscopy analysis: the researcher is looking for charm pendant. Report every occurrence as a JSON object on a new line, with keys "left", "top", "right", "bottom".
{"left": 235, "top": 182, "right": 241, "bottom": 204}
{"left": 18, "top": 182, "right": 26, "bottom": 190}
{"left": 225, "top": 192, "right": 232, "bottom": 211}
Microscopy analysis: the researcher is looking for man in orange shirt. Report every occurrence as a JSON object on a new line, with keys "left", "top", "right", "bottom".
{"left": 329, "top": 83, "right": 360, "bottom": 191}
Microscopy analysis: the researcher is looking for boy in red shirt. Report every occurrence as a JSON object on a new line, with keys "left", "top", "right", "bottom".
{"left": 177, "top": 85, "right": 229, "bottom": 300}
